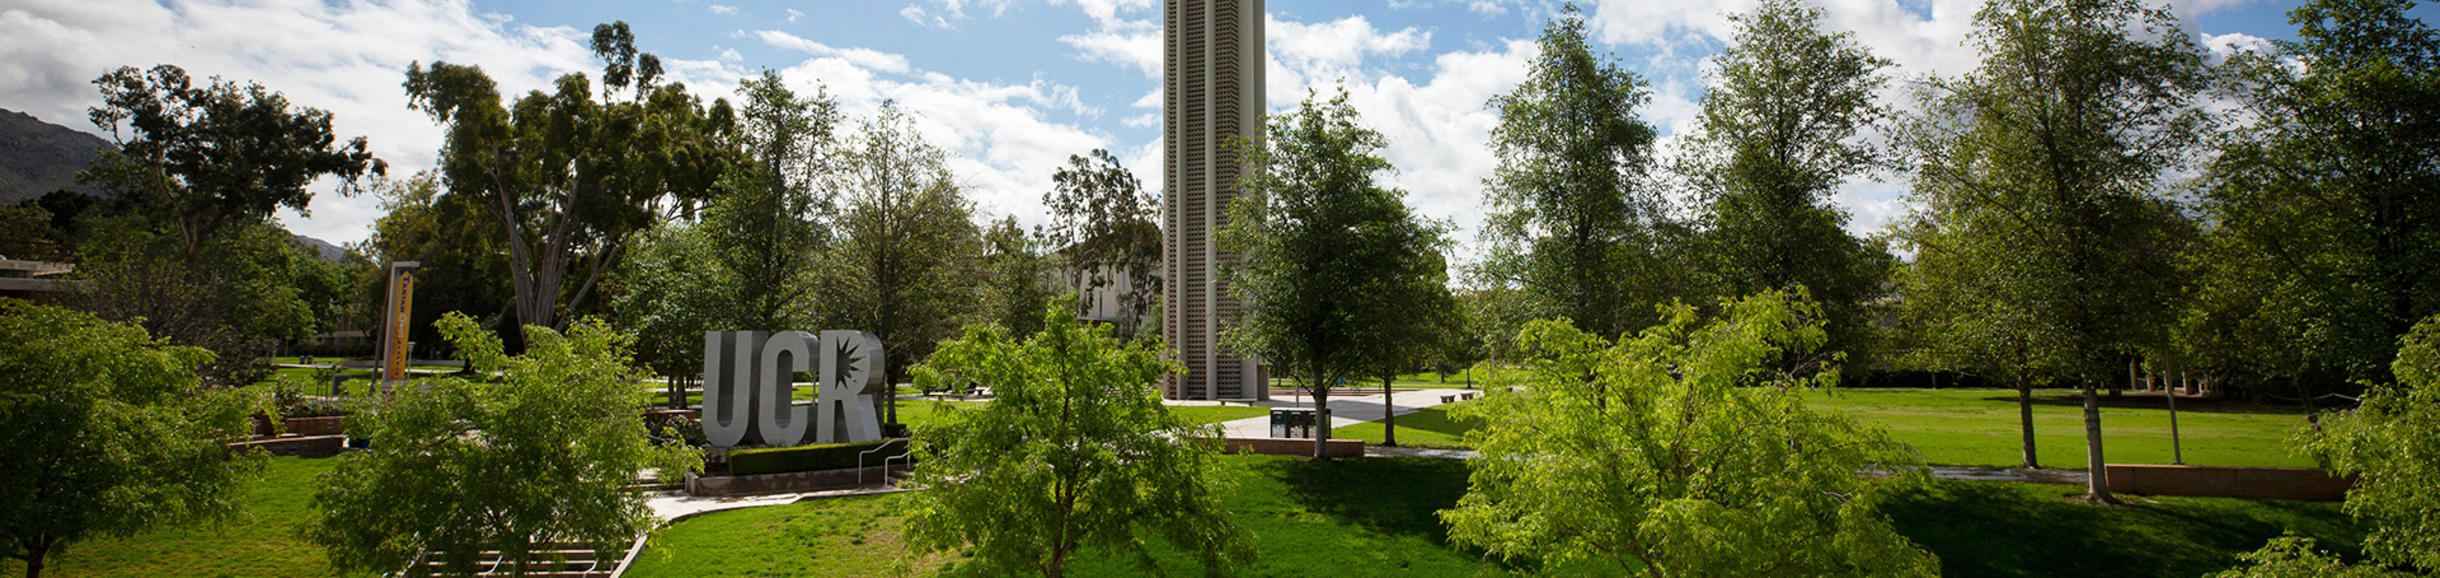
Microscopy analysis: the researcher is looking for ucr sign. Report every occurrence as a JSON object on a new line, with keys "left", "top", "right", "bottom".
{"left": 701, "top": 330, "right": 886, "bottom": 448}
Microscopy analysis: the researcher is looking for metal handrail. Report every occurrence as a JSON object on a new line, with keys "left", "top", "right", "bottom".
{"left": 857, "top": 438, "right": 910, "bottom": 487}
{"left": 883, "top": 451, "right": 911, "bottom": 489}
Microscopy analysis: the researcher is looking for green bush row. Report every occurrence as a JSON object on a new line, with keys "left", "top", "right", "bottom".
{"left": 727, "top": 440, "right": 902, "bottom": 476}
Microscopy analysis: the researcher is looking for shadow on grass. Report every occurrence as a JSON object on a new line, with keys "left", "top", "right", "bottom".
{"left": 1882, "top": 480, "right": 2363, "bottom": 578}
{"left": 1264, "top": 457, "right": 1474, "bottom": 548}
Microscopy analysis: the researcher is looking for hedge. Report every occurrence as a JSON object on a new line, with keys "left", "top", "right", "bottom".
{"left": 727, "top": 439, "right": 902, "bottom": 476}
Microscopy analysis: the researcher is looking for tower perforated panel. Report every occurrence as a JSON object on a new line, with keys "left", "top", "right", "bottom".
{"left": 1163, "top": 0, "right": 1265, "bottom": 400}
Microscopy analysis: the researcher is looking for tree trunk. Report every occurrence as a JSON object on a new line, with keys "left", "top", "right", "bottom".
{"left": 2017, "top": 379, "right": 2039, "bottom": 469}
{"left": 2081, "top": 380, "right": 2112, "bottom": 503}
{"left": 1381, "top": 377, "right": 1398, "bottom": 447}
{"left": 1312, "top": 382, "right": 1333, "bottom": 460}
{"left": 2109, "top": 358, "right": 2127, "bottom": 397}
{"left": 25, "top": 538, "right": 51, "bottom": 578}
{"left": 885, "top": 363, "right": 900, "bottom": 429}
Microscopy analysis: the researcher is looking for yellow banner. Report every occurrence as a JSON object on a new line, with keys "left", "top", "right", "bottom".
{"left": 383, "top": 268, "right": 416, "bottom": 383}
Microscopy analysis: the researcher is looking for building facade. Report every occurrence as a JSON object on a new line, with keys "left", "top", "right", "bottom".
{"left": 1163, "top": 0, "right": 1267, "bottom": 400}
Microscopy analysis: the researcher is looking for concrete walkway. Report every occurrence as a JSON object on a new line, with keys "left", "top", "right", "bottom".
{"left": 1213, "top": 388, "right": 1482, "bottom": 438}
{"left": 644, "top": 485, "right": 910, "bottom": 523}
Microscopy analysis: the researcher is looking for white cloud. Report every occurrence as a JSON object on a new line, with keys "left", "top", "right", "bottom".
{"left": 1316, "top": 40, "right": 1540, "bottom": 262}
{"left": 755, "top": 36, "right": 1120, "bottom": 225}
{"left": 899, "top": 5, "right": 947, "bottom": 29}
{"left": 786, "top": 8, "right": 804, "bottom": 23}
{"left": 707, "top": 4, "right": 737, "bottom": 16}
{"left": 2203, "top": 31, "right": 2273, "bottom": 62}
{"left": 1058, "top": 20, "right": 1160, "bottom": 78}
{"left": 758, "top": 30, "right": 912, "bottom": 74}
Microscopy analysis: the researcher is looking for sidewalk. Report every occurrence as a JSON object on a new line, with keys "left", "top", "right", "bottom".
{"left": 644, "top": 485, "right": 910, "bottom": 524}
{"left": 1213, "top": 388, "right": 1482, "bottom": 438}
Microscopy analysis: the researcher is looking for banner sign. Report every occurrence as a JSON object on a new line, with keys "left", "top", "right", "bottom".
{"left": 380, "top": 262, "right": 420, "bottom": 385}
{"left": 702, "top": 330, "right": 887, "bottom": 447}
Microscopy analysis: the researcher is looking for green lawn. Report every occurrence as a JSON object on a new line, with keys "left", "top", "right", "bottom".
{"left": 0, "top": 456, "right": 359, "bottom": 578}
{"left": 1807, "top": 388, "right": 2315, "bottom": 468}
{"left": 629, "top": 454, "right": 2365, "bottom": 577}
{"left": 1333, "top": 403, "right": 1485, "bottom": 449}
{"left": 627, "top": 455, "right": 1537, "bottom": 577}
{"left": 4, "top": 450, "right": 2365, "bottom": 577}
{"left": 1884, "top": 477, "right": 2365, "bottom": 577}
{"left": 1335, "top": 387, "right": 2320, "bottom": 469}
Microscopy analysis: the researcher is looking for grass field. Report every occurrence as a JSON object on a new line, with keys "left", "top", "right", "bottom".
{"left": 1, "top": 388, "right": 2342, "bottom": 577}
{"left": 0, "top": 456, "right": 359, "bottom": 578}
{"left": 2, "top": 451, "right": 2365, "bottom": 577}
{"left": 628, "top": 454, "right": 2365, "bottom": 577}
{"left": 1808, "top": 388, "right": 2315, "bottom": 469}
{"left": 1336, "top": 388, "right": 2320, "bottom": 469}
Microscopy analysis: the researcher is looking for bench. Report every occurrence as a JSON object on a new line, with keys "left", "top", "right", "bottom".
{"left": 1440, "top": 395, "right": 1456, "bottom": 404}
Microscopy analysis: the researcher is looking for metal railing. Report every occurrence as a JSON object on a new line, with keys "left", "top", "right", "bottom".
{"left": 857, "top": 438, "right": 910, "bottom": 488}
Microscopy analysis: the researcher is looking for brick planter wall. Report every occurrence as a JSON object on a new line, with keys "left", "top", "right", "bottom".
{"left": 285, "top": 416, "right": 346, "bottom": 436}
{"left": 228, "top": 434, "right": 347, "bottom": 457}
{"left": 1221, "top": 437, "right": 1364, "bottom": 458}
{"left": 2104, "top": 464, "right": 2356, "bottom": 501}
{"left": 685, "top": 464, "right": 910, "bottom": 497}
{"left": 253, "top": 415, "right": 349, "bottom": 437}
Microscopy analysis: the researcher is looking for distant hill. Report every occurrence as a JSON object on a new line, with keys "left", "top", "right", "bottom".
{"left": 0, "top": 108, "right": 111, "bottom": 206}
{"left": 291, "top": 233, "right": 354, "bottom": 263}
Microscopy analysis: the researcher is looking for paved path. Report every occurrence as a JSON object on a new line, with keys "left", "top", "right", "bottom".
{"left": 644, "top": 486, "right": 910, "bottom": 523}
{"left": 1214, "top": 388, "right": 1483, "bottom": 438}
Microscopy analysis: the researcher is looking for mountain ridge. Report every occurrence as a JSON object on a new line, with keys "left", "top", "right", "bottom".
{"left": 0, "top": 107, "right": 110, "bottom": 206}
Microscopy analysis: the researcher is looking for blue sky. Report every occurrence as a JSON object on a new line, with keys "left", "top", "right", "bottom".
{"left": 3, "top": 0, "right": 2408, "bottom": 256}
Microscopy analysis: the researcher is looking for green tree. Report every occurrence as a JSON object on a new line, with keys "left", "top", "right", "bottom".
{"left": 1440, "top": 291, "right": 1936, "bottom": 576}
{"left": 609, "top": 221, "right": 730, "bottom": 386}
{"left": 2182, "top": 0, "right": 2440, "bottom": 399}
{"left": 1041, "top": 149, "right": 1162, "bottom": 339}
{"left": 980, "top": 216, "right": 1055, "bottom": 340}
{"left": 1897, "top": 0, "right": 2208, "bottom": 499}
{"left": 358, "top": 172, "right": 518, "bottom": 356}
{"left": 2217, "top": 314, "right": 2440, "bottom": 576}
{"left": 2213, "top": 535, "right": 2407, "bottom": 577}
{"left": 0, "top": 300, "right": 259, "bottom": 578}
{"left": 704, "top": 69, "right": 839, "bottom": 331}
{"left": 1354, "top": 231, "right": 1459, "bottom": 448}
{"left": 817, "top": 103, "right": 984, "bottom": 429}
{"left": 608, "top": 69, "right": 838, "bottom": 383}
{"left": 307, "top": 312, "right": 699, "bottom": 576}
{"left": 73, "top": 217, "right": 330, "bottom": 386}
{"left": 81, "top": 64, "right": 384, "bottom": 266}
{"left": 1475, "top": 6, "right": 1687, "bottom": 339}
{"left": 1687, "top": 0, "right": 1896, "bottom": 371}
{"left": 1222, "top": 89, "right": 1447, "bottom": 459}
{"left": 905, "top": 306, "right": 1253, "bottom": 577}
{"left": 403, "top": 21, "right": 733, "bottom": 332}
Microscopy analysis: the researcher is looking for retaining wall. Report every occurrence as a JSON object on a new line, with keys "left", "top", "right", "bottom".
{"left": 228, "top": 434, "right": 347, "bottom": 457}
{"left": 685, "top": 464, "right": 910, "bottom": 497}
{"left": 2104, "top": 464, "right": 2355, "bottom": 501}
{"left": 1221, "top": 437, "right": 1364, "bottom": 458}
